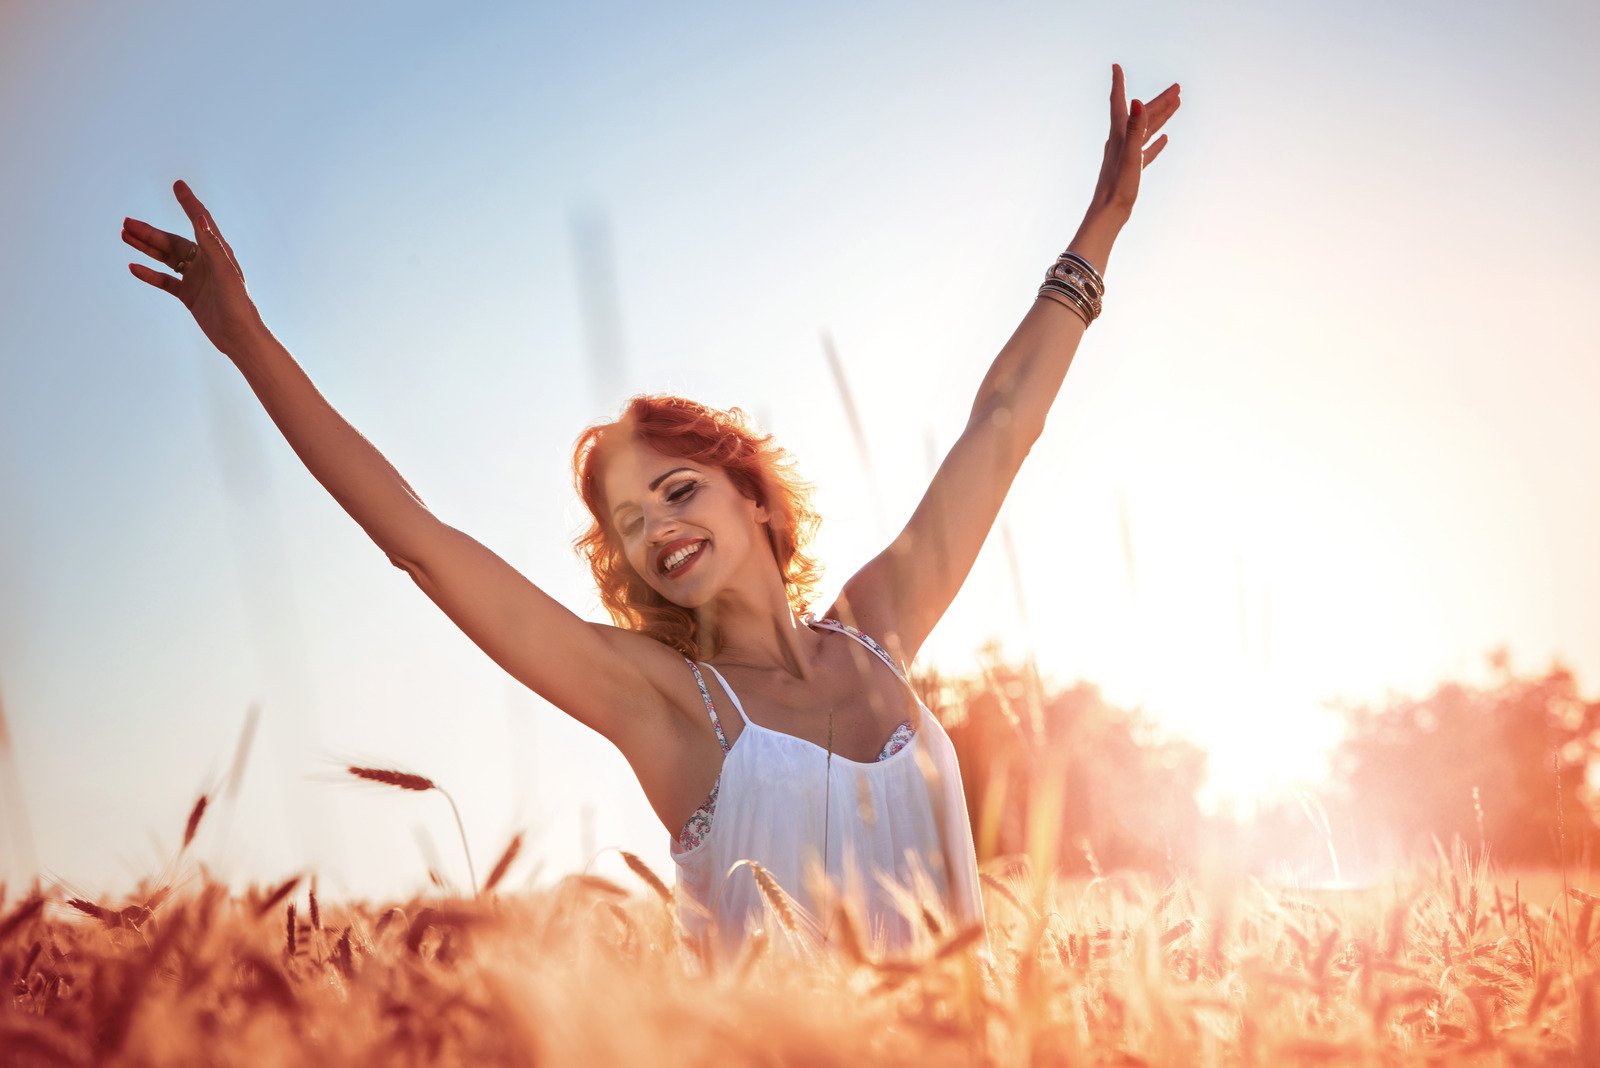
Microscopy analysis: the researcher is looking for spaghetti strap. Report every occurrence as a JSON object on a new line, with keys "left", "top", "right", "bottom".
{"left": 807, "top": 617, "right": 909, "bottom": 684}
{"left": 683, "top": 656, "right": 730, "bottom": 754}
{"left": 696, "top": 661, "right": 754, "bottom": 726}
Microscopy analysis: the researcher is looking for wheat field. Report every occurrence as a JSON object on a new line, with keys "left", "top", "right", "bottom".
{"left": 3, "top": 831, "right": 1596, "bottom": 1066}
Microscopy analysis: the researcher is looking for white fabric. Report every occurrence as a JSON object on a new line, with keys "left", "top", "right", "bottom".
{"left": 668, "top": 619, "right": 988, "bottom": 962}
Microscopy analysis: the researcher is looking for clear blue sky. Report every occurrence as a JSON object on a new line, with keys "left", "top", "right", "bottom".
{"left": 2, "top": 0, "right": 1596, "bottom": 901}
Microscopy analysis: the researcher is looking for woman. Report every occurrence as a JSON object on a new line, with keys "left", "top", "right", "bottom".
{"left": 122, "top": 64, "right": 1180, "bottom": 959}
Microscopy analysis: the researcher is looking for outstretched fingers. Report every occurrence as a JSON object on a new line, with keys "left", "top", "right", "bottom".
{"left": 1109, "top": 66, "right": 1182, "bottom": 159}
{"left": 1139, "top": 82, "right": 1182, "bottom": 141}
{"left": 127, "top": 261, "right": 181, "bottom": 297}
{"left": 122, "top": 216, "right": 191, "bottom": 268}
{"left": 1143, "top": 134, "right": 1170, "bottom": 167}
{"left": 121, "top": 228, "right": 166, "bottom": 264}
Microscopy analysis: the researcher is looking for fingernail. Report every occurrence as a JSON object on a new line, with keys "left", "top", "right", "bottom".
{"left": 1131, "top": 100, "right": 1143, "bottom": 116}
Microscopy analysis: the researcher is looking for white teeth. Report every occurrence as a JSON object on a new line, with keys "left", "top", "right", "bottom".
{"left": 663, "top": 542, "right": 702, "bottom": 573}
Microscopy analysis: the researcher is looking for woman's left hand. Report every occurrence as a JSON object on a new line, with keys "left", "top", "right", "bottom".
{"left": 1088, "top": 63, "right": 1181, "bottom": 223}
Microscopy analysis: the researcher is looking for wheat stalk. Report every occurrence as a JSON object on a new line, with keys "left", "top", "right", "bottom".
{"left": 482, "top": 831, "right": 523, "bottom": 896}
{"left": 373, "top": 907, "right": 406, "bottom": 941}
{"left": 571, "top": 874, "right": 630, "bottom": 898}
{"left": 931, "top": 920, "right": 987, "bottom": 961}
{"left": 826, "top": 898, "right": 868, "bottom": 967}
{"left": 347, "top": 766, "right": 433, "bottom": 791}
{"left": 334, "top": 925, "right": 354, "bottom": 979}
{"left": 251, "top": 875, "right": 301, "bottom": 918}
{"left": 619, "top": 851, "right": 673, "bottom": 906}
{"left": 0, "top": 895, "right": 43, "bottom": 940}
{"left": 182, "top": 794, "right": 208, "bottom": 851}
{"left": 67, "top": 898, "right": 111, "bottom": 925}
{"left": 750, "top": 863, "right": 800, "bottom": 938}
{"left": 980, "top": 872, "right": 1029, "bottom": 918}
{"left": 347, "top": 765, "right": 478, "bottom": 896}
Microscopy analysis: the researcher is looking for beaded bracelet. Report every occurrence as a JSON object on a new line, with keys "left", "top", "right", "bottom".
{"left": 1037, "top": 248, "right": 1105, "bottom": 325}
{"left": 1057, "top": 250, "right": 1105, "bottom": 295}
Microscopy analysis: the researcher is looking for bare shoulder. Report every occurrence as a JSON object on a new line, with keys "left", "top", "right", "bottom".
{"left": 819, "top": 585, "right": 916, "bottom": 668}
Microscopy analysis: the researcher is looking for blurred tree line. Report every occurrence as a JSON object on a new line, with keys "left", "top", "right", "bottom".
{"left": 917, "top": 646, "right": 1600, "bottom": 876}
{"left": 915, "top": 644, "right": 1207, "bottom": 875}
{"left": 1327, "top": 649, "right": 1600, "bottom": 870}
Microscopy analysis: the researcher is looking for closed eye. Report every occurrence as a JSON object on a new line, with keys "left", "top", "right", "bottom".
{"left": 616, "top": 481, "right": 697, "bottom": 537}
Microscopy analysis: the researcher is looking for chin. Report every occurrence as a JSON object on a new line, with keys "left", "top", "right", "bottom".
{"left": 657, "top": 585, "right": 715, "bottom": 611}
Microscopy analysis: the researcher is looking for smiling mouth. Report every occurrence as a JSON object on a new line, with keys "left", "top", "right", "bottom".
{"left": 659, "top": 540, "right": 707, "bottom": 578}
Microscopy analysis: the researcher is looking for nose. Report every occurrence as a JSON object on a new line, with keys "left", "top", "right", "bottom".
{"left": 644, "top": 508, "right": 681, "bottom": 544}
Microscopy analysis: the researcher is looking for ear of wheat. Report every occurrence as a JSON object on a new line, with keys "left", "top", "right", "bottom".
{"left": 0, "top": 895, "right": 44, "bottom": 941}
{"left": 750, "top": 863, "right": 799, "bottom": 937}
{"left": 482, "top": 832, "right": 524, "bottom": 896}
{"left": 827, "top": 899, "right": 868, "bottom": 967}
{"left": 619, "top": 851, "right": 673, "bottom": 906}
{"left": 334, "top": 925, "right": 354, "bottom": 979}
{"left": 932, "top": 921, "right": 987, "bottom": 961}
{"left": 182, "top": 794, "right": 208, "bottom": 850}
{"left": 347, "top": 766, "right": 435, "bottom": 792}
{"left": 572, "top": 874, "right": 630, "bottom": 898}
{"left": 345, "top": 765, "right": 476, "bottom": 895}
{"left": 373, "top": 907, "right": 406, "bottom": 941}
{"left": 67, "top": 898, "right": 112, "bottom": 925}
{"left": 253, "top": 876, "right": 302, "bottom": 918}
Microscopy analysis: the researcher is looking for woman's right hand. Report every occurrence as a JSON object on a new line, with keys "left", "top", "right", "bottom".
{"left": 123, "top": 180, "right": 266, "bottom": 356}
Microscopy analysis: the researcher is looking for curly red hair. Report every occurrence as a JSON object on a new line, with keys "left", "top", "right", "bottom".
{"left": 572, "top": 395, "right": 823, "bottom": 659}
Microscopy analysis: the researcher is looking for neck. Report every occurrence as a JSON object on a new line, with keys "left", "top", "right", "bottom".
{"left": 696, "top": 572, "right": 816, "bottom": 680}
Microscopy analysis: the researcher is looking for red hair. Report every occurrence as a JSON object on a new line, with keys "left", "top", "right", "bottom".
{"left": 572, "top": 395, "right": 823, "bottom": 659}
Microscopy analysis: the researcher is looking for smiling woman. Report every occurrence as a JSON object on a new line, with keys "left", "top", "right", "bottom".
{"left": 572, "top": 396, "right": 822, "bottom": 657}
{"left": 121, "top": 62, "right": 1181, "bottom": 961}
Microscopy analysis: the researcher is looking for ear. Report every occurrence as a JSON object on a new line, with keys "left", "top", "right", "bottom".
{"left": 753, "top": 499, "right": 771, "bottom": 524}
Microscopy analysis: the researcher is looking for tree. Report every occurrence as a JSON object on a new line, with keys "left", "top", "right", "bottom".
{"left": 919, "top": 645, "right": 1208, "bottom": 877}
{"left": 1328, "top": 651, "right": 1600, "bottom": 867}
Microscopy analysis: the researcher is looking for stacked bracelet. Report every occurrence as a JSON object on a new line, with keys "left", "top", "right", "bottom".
{"left": 1037, "top": 249, "right": 1105, "bottom": 326}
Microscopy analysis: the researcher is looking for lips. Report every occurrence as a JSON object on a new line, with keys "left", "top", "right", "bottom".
{"left": 655, "top": 538, "right": 707, "bottom": 577}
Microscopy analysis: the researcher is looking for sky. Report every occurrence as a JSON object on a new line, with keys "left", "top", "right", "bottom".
{"left": 2, "top": 0, "right": 1596, "bottom": 903}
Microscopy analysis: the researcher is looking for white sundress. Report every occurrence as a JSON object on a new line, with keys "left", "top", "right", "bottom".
{"left": 667, "top": 616, "right": 989, "bottom": 962}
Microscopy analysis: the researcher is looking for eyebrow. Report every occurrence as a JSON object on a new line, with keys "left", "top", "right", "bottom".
{"left": 610, "top": 467, "right": 696, "bottom": 520}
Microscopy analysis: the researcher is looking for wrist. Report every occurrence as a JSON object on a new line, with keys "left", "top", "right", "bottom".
{"left": 217, "top": 314, "right": 276, "bottom": 365}
{"left": 1066, "top": 208, "right": 1126, "bottom": 276}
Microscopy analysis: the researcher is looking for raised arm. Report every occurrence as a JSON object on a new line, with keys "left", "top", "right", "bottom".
{"left": 122, "top": 183, "right": 679, "bottom": 747}
{"left": 831, "top": 65, "right": 1182, "bottom": 662}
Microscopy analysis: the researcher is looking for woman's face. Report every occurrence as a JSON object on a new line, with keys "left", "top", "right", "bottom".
{"left": 599, "top": 437, "right": 771, "bottom": 608}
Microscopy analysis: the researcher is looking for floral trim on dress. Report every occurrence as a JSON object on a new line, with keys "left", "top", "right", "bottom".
{"left": 685, "top": 657, "right": 729, "bottom": 754}
{"left": 675, "top": 776, "right": 720, "bottom": 853}
{"left": 805, "top": 614, "right": 909, "bottom": 683}
{"left": 879, "top": 719, "right": 916, "bottom": 759}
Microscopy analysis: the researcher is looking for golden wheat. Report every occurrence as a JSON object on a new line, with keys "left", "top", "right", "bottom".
{"left": 483, "top": 832, "right": 524, "bottom": 895}
{"left": 181, "top": 793, "right": 207, "bottom": 850}
{"left": 618, "top": 850, "right": 673, "bottom": 906}
{"left": 6, "top": 818, "right": 1596, "bottom": 1063}
{"left": 347, "top": 766, "right": 435, "bottom": 791}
